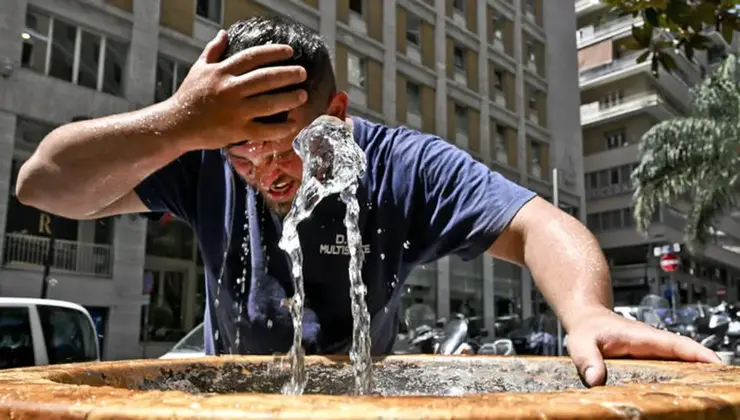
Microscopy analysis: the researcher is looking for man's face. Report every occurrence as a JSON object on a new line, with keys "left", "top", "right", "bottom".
{"left": 225, "top": 104, "right": 319, "bottom": 216}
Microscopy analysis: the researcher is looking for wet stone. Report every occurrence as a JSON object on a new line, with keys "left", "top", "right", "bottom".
{"left": 67, "top": 359, "right": 679, "bottom": 397}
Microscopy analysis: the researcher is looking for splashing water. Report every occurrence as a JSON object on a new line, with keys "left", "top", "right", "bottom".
{"left": 278, "top": 115, "right": 371, "bottom": 395}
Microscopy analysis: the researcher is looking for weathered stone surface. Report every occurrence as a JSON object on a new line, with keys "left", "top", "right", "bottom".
{"left": 0, "top": 355, "right": 739, "bottom": 419}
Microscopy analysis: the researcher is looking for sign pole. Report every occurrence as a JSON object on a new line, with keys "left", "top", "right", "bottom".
{"left": 553, "top": 168, "right": 563, "bottom": 356}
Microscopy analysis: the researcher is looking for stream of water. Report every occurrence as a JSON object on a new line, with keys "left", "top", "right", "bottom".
{"left": 277, "top": 115, "right": 371, "bottom": 395}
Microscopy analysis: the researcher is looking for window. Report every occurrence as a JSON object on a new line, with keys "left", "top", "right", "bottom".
{"left": 455, "top": 104, "right": 468, "bottom": 134}
{"left": 587, "top": 214, "right": 601, "bottom": 231}
{"left": 0, "top": 307, "right": 35, "bottom": 369}
{"left": 495, "top": 124, "right": 508, "bottom": 163}
{"left": 620, "top": 165, "right": 633, "bottom": 186}
{"left": 143, "top": 270, "right": 188, "bottom": 341}
{"left": 530, "top": 142, "right": 541, "bottom": 162}
{"left": 155, "top": 55, "right": 192, "bottom": 103}
{"left": 21, "top": 10, "right": 127, "bottom": 96}
{"left": 406, "top": 12, "right": 421, "bottom": 46}
{"left": 350, "top": 0, "right": 364, "bottom": 15}
{"left": 453, "top": 45, "right": 465, "bottom": 71}
{"left": 528, "top": 88, "right": 537, "bottom": 111}
{"left": 454, "top": 0, "right": 465, "bottom": 12}
{"left": 527, "top": 40, "right": 536, "bottom": 65}
{"left": 348, "top": 52, "right": 366, "bottom": 88}
{"left": 623, "top": 208, "right": 635, "bottom": 227}
{"left": 605, "top": 129, "right": 627, "bottom": 149}
{"left": 530, "top": 141, "right": 541, "bottom": 176}
{"left": 609, "top": 168, "right": 620, "bottom": 185}
{"left": 599, "top": 91, "right": 623, "bottom": 109}
{"left": 37, "top": 305, "right": 98, "bottom": 364}
{"left": 407, "top": 81, "right": 421, "bottom": 115}
{"left": 146, "top": 218, "right": 195, "bottom": 260}
{"left": 492, "top": 12, "right": 504, "bottom": 40}
{"left": 526, "top": 0, "right": 536, "bottom": 16}
{"left": 493, "top": 70, "right": 504, "bottom": 92}
{"left": 196, "top": 0, "right": 222, "bottom": 24}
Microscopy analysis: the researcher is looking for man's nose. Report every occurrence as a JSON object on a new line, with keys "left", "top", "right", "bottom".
{"left": 258, "top": 165, "right": 282, "bottom": 189}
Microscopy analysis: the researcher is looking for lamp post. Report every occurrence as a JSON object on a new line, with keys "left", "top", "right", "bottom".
{"left": 39, "top": 213, "right": 56, "bottom": 299}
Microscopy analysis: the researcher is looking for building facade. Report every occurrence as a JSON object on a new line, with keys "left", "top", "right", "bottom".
{"left": 0, "top": 0, "right": 583, "bottom": 360}
{"left": 576, "top": 0, "right": 740, "bottom": 307}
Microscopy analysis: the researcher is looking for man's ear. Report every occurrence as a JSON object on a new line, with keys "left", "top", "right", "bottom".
{"left": 326, "top": 92, "right": 349, "bottom": 120}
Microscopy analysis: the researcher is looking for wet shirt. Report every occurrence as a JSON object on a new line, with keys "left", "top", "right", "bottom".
{"left": 134, "top": 117, "right": 536, "bottom": 356}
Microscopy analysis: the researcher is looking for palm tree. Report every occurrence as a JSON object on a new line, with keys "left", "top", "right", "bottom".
{"left": 632, "top": 54, "right": 740, "bottom": 248}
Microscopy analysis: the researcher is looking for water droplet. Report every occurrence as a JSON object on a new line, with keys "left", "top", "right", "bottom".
{"left": 403, "top": 241, "right": 410, "bottom": 249}
{"left": 377, "top": 228, "right": 382, "bottom": 234}
{"left": 380, "top": 253, "right": 385, "bottom": 260}
{"left": 384, "top": 306, "right": 389, "bottom": 313}
{"left": 214, "top": 298, "right": 220, "bottom": 308}
{"left": 214, "top": 329, "right": 220, "bottom": 340}
{"left": 267, "top": 319, "right": 273, "bottom": 329}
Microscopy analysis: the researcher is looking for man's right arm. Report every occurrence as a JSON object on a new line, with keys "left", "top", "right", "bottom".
{"left": 15, "top": 30, "right": 308, "bottom": 220}
{"left": 16, "top": 102, "right": 189, "bottom": 219}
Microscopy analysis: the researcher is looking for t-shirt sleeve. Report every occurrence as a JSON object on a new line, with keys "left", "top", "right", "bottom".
{"left": 133, "top": 150, "right": 203, "bottom": 225}
{"left": 393, "top": 130, "right": 537, "bottom": 263}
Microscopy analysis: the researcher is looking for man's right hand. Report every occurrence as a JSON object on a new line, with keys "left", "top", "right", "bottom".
{"left": 167, "top": 30, "right": 309, "bottom": 151}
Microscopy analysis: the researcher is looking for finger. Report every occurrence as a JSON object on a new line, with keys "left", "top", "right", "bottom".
{"left": 567, "top": 335, "right": 606, "bottom": 388}
{"left": 232, "top": 66, "right": 307, "bottom": 98}
{"left": 199, "top": 30, "right": 228, "bottom": 64}
{"left": 635, "top": 327, "right": 722, "bottom": 363}
{"left": 244, "top": 90, "right": 308, "bottom": 119}
{"left": 220, "top": 44, "right": 295, "bottom": 75}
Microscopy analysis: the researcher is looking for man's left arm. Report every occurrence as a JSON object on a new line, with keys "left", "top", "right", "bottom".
{"left": 488, "top": 196, "right": 613, "bottom": 331}
{"left": 492, "top": 197, "right": 721, "bottom": 386}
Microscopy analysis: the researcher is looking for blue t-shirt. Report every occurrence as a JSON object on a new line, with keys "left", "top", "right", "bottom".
{"left": 134, "top": 117, "right": 536, "bottom": 356}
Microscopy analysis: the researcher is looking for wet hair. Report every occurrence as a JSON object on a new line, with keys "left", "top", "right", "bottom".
{"left": 222, "top": 16, "right": 336, "bottom": 123}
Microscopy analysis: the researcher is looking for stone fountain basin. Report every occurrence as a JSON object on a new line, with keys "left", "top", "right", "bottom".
{"left": 1, "top": 356, "right": 740, "bottom": 419}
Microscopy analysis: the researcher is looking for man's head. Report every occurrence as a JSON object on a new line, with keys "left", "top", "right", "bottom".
{"left": 221, "top": 16, "right": 349, "bottom": 215}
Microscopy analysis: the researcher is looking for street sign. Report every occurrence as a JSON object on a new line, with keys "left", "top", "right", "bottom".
{"left": 660, "top": 253, "right": 680, "bottom": 273}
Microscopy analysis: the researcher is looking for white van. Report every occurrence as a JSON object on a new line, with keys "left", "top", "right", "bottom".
{"left": 0, "top": 298, "right": 100, "bottom": 369}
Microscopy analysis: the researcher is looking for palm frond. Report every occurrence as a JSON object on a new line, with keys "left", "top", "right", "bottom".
{"left": 685, "top": 171, "right": 739, "bottom": 246}
{"left": 690, "top": 54, "right": 740, "bottom": 123}
{"left": 632, "top": 117, "right": 739, "bottom": 241}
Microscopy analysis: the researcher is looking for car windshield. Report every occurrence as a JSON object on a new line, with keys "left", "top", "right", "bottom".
{"left": 171, "top": 323, "right": 204, "bottom": 352}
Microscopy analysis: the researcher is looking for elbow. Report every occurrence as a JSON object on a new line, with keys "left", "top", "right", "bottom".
{"left": 15, "top": 159, "right": 50, "bottom": 210}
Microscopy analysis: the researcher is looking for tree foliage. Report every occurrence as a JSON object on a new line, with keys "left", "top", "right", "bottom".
{"left": 631, "top": 54, "right": 740, "bottom": 247}
{"left": 603, "top": 0, "right": 740, "bottom": 73}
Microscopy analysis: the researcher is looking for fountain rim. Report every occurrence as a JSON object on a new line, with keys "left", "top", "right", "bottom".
{"left": 1, "top": 355, "right": 740, "bottom": 420}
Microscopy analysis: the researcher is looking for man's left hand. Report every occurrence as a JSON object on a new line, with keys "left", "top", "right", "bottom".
{"left": 566, "top": 307, "right": 722, "bottom": 387}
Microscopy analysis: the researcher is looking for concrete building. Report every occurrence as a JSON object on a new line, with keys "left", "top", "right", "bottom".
{"left": 0, "top": 0, "right": 583, "bottom": 359}
{"left": 575, "top": 0, "right": 740, "bottom": 306}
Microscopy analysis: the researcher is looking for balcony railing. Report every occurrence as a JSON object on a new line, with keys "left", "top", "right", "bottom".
{"left": 577, "top": 16, "right": 641, "bottom": 46}
{"left": 579, "top": 53, "right": 643, "bottom": 83}
{"left": 2, "top": 233, "right": 113, "bottom": 277}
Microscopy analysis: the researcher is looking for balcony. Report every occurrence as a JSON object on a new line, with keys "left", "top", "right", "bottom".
{"left": 2, "top": 233, "right": 113, "bottom": 277}
{"left": 586, "top": 182, "right": 633, "bottom": 200}
{"left": 580, "top": 53, "right": 696, "bottom": 108}
{"left": 575, "top": 0, "right": 608, "bottom": 16}
{"left": 577, "top": 16, "right": 642, "bottom": 48}
{"left": 580, "top": 92, "right": 679, "bottom": 127}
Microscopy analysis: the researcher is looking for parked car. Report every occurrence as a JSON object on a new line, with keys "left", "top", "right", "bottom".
{"left": 159, "top": 322, "right": 205, "bottom": 359}
{"left": 0, "top": 298, "right": 100, "bottom": 369}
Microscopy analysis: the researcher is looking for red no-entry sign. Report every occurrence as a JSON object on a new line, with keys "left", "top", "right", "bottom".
{"left": 660, "top": 253, "right": 680, "bottom": 273}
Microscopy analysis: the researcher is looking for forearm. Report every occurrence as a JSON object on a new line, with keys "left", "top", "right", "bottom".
{"left": 16, "top": 100, "right": 186, "bottom": 219}
{"left": 522, "top": 207, "right": 613, "bottom": 331}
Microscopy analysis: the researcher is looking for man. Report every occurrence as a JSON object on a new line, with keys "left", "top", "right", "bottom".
{"left": 16, "top": 16, "right": 719, "bottom": 387}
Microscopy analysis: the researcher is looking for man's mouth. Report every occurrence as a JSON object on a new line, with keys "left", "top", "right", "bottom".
{"left": 266, "top": 178, "right": 297, "bottom": 201}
